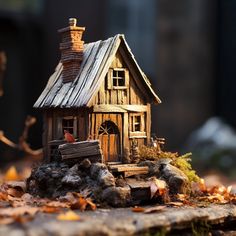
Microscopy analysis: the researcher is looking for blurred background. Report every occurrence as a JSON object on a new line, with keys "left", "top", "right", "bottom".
{"left": 0, "top": 0, "right": 235, "bottom": 179}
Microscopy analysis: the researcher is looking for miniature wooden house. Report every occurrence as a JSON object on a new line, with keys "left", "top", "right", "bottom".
{"left": 34, "top": 18, "right": 161, "bottom": 163}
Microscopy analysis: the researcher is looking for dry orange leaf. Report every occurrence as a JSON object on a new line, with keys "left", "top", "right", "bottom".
{"left": 0, "top": 206, "right": 39, "bottom": 217}
{"left": 71, "top": 197, "right": 88, "bottom": 211}
{"left": 41, "top": 206, "right": 61, "bottom": 213}
{"left": 45, "top": 201, "right": 70, "bottom": 209}
{"left": 167, "top": 202, "right": 184, "bottom": 207}
{"left": 132, "top": 206, "right": 145, "bottom": 213}
{"left": 7, "top": 188, "right": 24, "bottom": 198}
{"left": 86, "top": 198, "right": 96, "bottom": 211}
{"left": 0, "top": 191, "right": 8, "bottom": 201}
{"left": 149, "top": 177, "right": 167, "bottom": 198}
{"left": 4, "top": 166, "right": 21, "bottom": 181}
{"left": 57, "top": 210, "right": 80, "bottom": 221}
{"left": 144, "top": 205, "right": 166, "bottom": 214}
{"left": 0, "top": 216, "right": 15, "bottom": 225}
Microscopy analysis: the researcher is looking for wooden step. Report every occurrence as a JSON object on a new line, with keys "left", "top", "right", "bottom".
{"left": 108, "top": 163, "right": 149, "bottom": 177}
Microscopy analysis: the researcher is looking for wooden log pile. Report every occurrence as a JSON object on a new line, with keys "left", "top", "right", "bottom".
{"left": 59, "top": 140, "right": 103, "bottom": 163}
{"left": 108, "top": 163, "right": 148, "bottom": 178}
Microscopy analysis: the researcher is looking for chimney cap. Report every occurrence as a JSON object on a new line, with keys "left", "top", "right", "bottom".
{"left": 58, "top": 18, "right": 85, "bottom": 33}
{"left": 69, "top": 18, "right": 77, "bottom": 27}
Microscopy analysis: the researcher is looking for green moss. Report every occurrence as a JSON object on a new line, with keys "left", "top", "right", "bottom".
{"left": 139, "top": 146, "right": 200, "bottom": 183}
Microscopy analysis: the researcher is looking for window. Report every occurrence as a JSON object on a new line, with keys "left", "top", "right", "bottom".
{"left": 113, "top": 70, "right": 125, "bottom": 87}
{"left": 107, "top": 68, "right": 129, "bottom": 89}
{"left": 129, "top": 113, "right": 146, "bottom": 138}
{"left": 131, "top": 115, "right": 141, "bottom": 132}
{"left": 62, "top": 117, "right": 76, "bottom": 136}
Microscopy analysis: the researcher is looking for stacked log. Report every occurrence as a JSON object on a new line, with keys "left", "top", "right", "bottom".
{"left": 58, "top": 140, "right": 103, "bottom": 163}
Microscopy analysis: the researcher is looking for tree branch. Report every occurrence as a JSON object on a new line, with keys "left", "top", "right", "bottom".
{"left": 0, "top": 116, "right": 43, "bottom": 157}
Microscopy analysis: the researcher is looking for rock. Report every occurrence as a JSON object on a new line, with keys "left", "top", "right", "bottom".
{"left": 90, "top": 163, "right": 115, "bottom": 188}
{"left": 139, "top": 160, "right": 157, "bottom": 176}
{"left": 142, "top": 159, "right": 189, "bottom": 194}
{"left": 79, "top": 158, "right": 91, "bottom": 169}
{"left": 101, "top": 186, "right": 131, "bottom": 207}
{"left": 159, "top": 163, "right": 189, "bottom": 194}
{"left": 90, "top": 163, "right": 107, "bottom": 179}
{"left": 61, "top": 175, "right": 82, "bottom": 187}
{"left": 98, "top": 169, "right": 115, "bottom": 188}
{"left": 185, "top": 117, "right": 236, "bottom": 176}
{"left": 60, "top": 164, "right": 83, "bottom": 187}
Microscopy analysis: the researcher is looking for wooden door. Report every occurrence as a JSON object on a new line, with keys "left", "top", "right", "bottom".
{"left": 98, "top": 121, "right": 120, "bottom": 162}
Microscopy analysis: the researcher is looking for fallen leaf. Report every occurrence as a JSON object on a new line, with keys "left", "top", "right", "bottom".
{"left": 41, "top": 206, "right": 61, "bottom": 213}
{"left": 131, "top": 206, "right": 145, "bottom": 213}
{"left": 149, "top": 177, "right": 167, "bottom": 198}
{"left": 0, "top": 206, "right": 39, "bottom": 217}
{"left": 13, "top": 215, "right": 34, "bottom": 224}
{"left": 167, "top": 202, "right": 184, "bottom": 207}
{"left": 45, "top": 201, "right": 70, "bottom": 209}
{"left": 0, "top": 191, "right": 8, "bottom": 201}
{"left": 71, "top": 197, "right": 88, "bottom": 211}
{"left": 0, "top": 216, "right": 14, "bottom": 225}
{"left": 144, "top": 205, "right": 166, "bottom": 214}
{"left": 57, "top": 210, "right": 80, "bottom": 221}
{"left": 4, "top": 166, "right": 21, "bottom": 181}
{"left": 6, "top": 181, "right": 26, "bottom": 192}
{"left": 7, "top": 188, "right": 24, "bottom": 198}
{"left": 86, "top": 198, "right": 96, "bottom": 211}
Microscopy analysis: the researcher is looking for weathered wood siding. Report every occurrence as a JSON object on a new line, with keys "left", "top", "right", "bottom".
{"left": 43, "top": 108, "right": 90, "bottom": 160}
{"left": 89, "top": 113, "right": 123, "bottom": 162}
{"left": 90, "top": 51, "right": 151, "bottom": 156}
{"left": 91, "top": 51, "right": 147, "bottom": 106}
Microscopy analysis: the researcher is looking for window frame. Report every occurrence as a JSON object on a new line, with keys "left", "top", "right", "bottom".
{"left": 62, "top": 116, "right": 77, "bottom": 138}
{"left": 129, "top": 113, "right": 146, "bottom": 138}
{"left": 107, "top": 68, "right": 129, "bottom": 90}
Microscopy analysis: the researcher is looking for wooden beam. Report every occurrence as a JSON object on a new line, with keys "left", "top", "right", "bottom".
{"left": 123, "top": 112, "right": 129, "bottom": 162}
{"left": 124, "top": 170, "right": 149, "bottom": 178}
{"left": 93, "top": 104, "right": 147, "bottom": 113}
{"left": 146, "top": 103, "right": 151, "bottom": 145}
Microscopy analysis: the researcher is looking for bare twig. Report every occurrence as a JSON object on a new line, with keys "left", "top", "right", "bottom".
{"left": 18, "top": 116, "right": 42, "bottom": 156}
{"left": 0, "top": 130, "right": 17, "bottom": 148}
{"left": 0, "top": 116, "right": 43, "bottom": 156}
{"left": 0, "top": 51, "right": 6, "bottom": 97}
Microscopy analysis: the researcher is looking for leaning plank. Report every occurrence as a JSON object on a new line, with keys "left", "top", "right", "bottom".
{"left": 124, "top": 170, "right": 149, "bottom": 178}
{"left": 109, "top": 165, "right": 148, "bottom": 172}
{"left": 126, "top": 178, "right": 151, "bottom": 189}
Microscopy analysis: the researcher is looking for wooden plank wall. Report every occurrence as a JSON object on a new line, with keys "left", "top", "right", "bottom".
{"left": 90, "top": 51, "right": 151, "bottom": 154}
{"left": 50, "top": 108, "right": 89, "bottom": 142}
{"left": 89, "top": 113, "right": 122, "bottom": 141}
{"left": 89, "top": 113, "right": 123, "bottom": 161}
{"left": 92, "top": 52, "right": 146, "bottom": 106}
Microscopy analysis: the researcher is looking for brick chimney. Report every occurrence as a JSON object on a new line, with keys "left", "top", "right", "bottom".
{"left": 58, "top": 18, "right": 85, "bottom": 83}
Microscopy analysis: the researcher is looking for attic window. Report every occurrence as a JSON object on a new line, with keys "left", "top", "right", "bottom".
{"left": 113, "top": 70, "right": 125, "bottom": 87}
{"left": 107, "top": 68, "right": 129, "bottom": 89}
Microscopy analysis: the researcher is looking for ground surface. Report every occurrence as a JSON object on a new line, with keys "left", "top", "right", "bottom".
{"left": 1, "top": 204, "right": 236, "bottom": 236}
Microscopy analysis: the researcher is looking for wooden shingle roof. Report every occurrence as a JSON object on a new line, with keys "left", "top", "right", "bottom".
{"left": 34, "top": 34, "right": 161, "bottom": 109}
